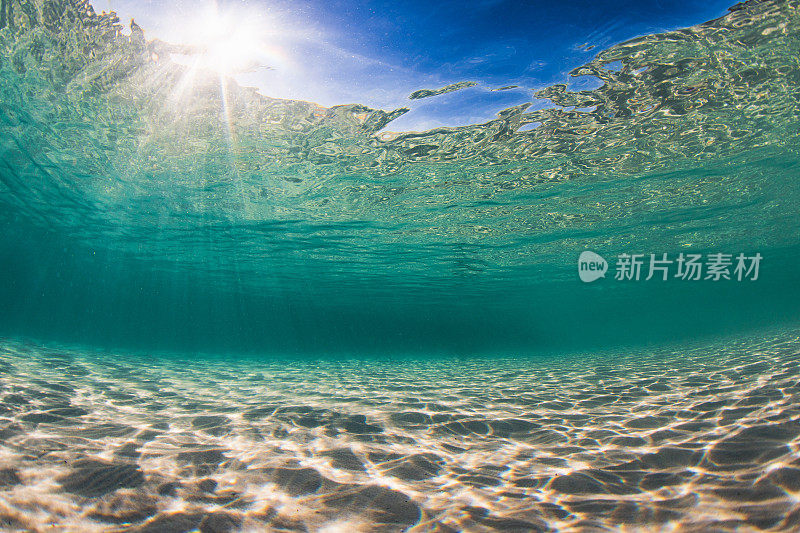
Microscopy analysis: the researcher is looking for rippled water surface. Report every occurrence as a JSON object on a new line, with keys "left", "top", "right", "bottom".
{"left": 1, "top": 0, "right": 800, "bottom": 530}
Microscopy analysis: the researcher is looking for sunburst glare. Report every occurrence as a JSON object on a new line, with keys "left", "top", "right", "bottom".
{"left": 168, "top": 3, "right": 284, "bottom": 75}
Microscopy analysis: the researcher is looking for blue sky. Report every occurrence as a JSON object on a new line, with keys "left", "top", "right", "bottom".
{"left": 92, "top": 0, "right": 734, "bottom": 131}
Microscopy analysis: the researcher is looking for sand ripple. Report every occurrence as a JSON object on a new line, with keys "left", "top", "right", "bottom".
{"left": 1, "top": 330, "right": 799, "bottom": 531}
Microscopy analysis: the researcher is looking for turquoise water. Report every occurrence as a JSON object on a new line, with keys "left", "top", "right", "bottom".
{"left": 1, "top": 0, "right": 800, "bottom": 531}
{"left": 0, "top": 0, "right": 798, "bottom": 355}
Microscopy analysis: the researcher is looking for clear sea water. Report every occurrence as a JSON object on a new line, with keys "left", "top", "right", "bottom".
{"left": 1, "top": 0, "right": 800, "bottom": 531}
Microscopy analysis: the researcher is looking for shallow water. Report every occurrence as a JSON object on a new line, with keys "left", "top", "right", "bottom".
{"left": 1, "top": 0, "right": 800, "bottom": 530}
{"left": 1, "top": 0, "right": 799, "bottom": 353}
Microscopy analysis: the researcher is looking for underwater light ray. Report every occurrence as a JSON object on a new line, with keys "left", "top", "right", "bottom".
{"left": 0, "top": 5, "right": 798, "bottom": 532}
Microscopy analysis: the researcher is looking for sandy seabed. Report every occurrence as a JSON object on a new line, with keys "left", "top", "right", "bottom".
{"left": 0, "top": 329, "right": 799, "bottom": 532}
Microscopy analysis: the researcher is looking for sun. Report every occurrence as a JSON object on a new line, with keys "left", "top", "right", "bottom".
{"left": 170, "top": 5, "right": 278, "bottom": 75}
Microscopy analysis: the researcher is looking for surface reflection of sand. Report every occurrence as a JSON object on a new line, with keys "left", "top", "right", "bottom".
{"left": 1, "top": 330, "right": 799, "bottom": 532}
